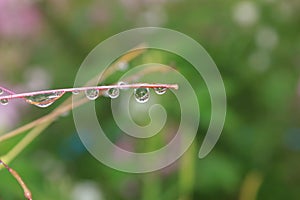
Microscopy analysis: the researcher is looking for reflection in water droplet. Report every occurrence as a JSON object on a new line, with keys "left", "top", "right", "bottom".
{"left": 154, "top": 87, "right": 167, "bottom": 95}
{"left": 107, "top": 88, "right": 119, "bottom": 99}
{"left": 25, "top": 91, "right": 65, "bottom": 108}
{"left": 117, "top": 61, "right": 128, "bottom": 71}
{"left": 0, "top": 89, "right": 3, "bottom": 95}
{"left": 134, "top": 88, "right": 150, "bottom": 103}
{"left": 85, "top": 89, "right": 99, "bottom": 100}
{"left": 72, "top": 90, "right": 80, "bottom": 95}
{"left": 0, "top": 98, "right": 9, "bottom": 105}
{"left": 118, "top": 81, "right": 128, "bottom": 90}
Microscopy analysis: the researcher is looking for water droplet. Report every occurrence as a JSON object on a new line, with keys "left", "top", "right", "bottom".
{"left": 154, "top": 87, "right": 167, "bottom": 95}
{"left": 134, "top": 88, "right": 150, "bottom": 103}
{"left": 117, "top": 61, "right": 128, "bottom": 71}
{"left": 72, "top": 90, "right": 80, "bottom": 95}
{"left": 25, "top": 91, "right": 65, "bottom": 108}
{"left": 0, "top": 98, "right": 8, "bottom": 105}
{"left": 107, "top": 88, "right": 119, "bottom": 99}
{"left": 118, "top": 81, "right": 129, "bottom": 90}
{"left": 85, "top": 89, "right": 99, "bottom": 100}
{"left": 0, "top": 89, "right": 3, "bottom": 95}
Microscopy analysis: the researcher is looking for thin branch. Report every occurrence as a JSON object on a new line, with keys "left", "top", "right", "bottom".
{"left": 0, "top": 44, "right": 148, "bottom": 143}
{"left": 0, "top": 83, "right": 178, "bottom": 101}
{"left": 0, "top": 44, "right": 167, "bottom": 199}
{"left": 0, "top": 87, "right": 16, "bottom": 95}
{"left": 0, "top": 66, "right": 176, "bottom": 144}
{"left": 0, "top": 160, "right": 32, "bottom": 200}
{"left": 0, "top": 82, "right": 178, "bottom": 144}
{"left": 0, "top": 50, "right": 177, "bottom": 167}
{"left": 0, "top": 42, "right": 179, "bottom": 182}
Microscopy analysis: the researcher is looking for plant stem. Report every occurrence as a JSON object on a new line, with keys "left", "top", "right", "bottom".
{"left": 1, "top": 44, "right": 173, "bottom": 199}
{"left": 239, "top": 171, "right": 263, "bottom": 200}
{"left": 0, "top": 83, "right": 178, "bottom": 101}
{"left": 0, "top": 64, "right": 177, "bottom": 166}
{"left": 179, "top": 140, "right": 196, "bottom": 200}
{"left": 0, "top": 159, "right": 32, "bottom": 200}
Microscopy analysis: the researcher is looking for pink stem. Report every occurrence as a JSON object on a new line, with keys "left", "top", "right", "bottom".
{"left": 0, "top": 159, "right": 32, "bottom": 200}
{"left": 0, "top": 86, "right": 16, "bottom": 95}
{"left": 0, "top": 83, "right": 178, "bottom": 101}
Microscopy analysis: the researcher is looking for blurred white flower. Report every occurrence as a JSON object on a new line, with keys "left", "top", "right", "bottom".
{"left": 255, "top": 26, "right": 279, "bottom": 50}
{"left": 71, "top": 181, "right": 104, "bottom": 200}
{"left": 278, "top": 1, "right": 294, "bottom": 20}
{"left": 23, "top": 67, "right": 52, "bottom": 91}
{"left": 119, "top": 0, "right": 142, "bottom": 12}
{"left": 248, "top": 50, "right": 271, "bottom": 72}
{"left": 232, "top": 1, "right": 259, "bottom": 27}
{"left": 120, "top": 0, "right": 168, "bottom": 26}
{"left": 137, "top": 6, "right": 167, "bottom": 26}
{"left": 119, "top": 0, "right": 168, "bottom": 12}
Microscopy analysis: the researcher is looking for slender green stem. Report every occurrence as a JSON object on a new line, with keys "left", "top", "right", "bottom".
{"left": 2, "top": 122, "right": 51, "bottom": 164}
{"left": 179, "top": 140, "right": 196, "bottom": 200}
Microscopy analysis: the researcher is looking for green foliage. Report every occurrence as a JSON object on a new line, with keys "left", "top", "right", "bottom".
{"left": 1, "top": 0, "right": 300, "bottom": 199}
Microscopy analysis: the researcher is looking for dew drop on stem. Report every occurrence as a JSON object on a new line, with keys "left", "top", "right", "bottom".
{"left": 118, "top": 81, "right": 129, "bottom": 90}
{"left": 134, "top": 88, "right": 150, "bottom": 103}
{"left": 0, "top": 89, "right": 3, "bottom": 95}
{"left": 107, "top": 88, "right": 119, "bottom": 99}
{"left": 85, "top": 89, "right": 99, "bottom": 100}
{"left": 72, "top": 90, "right": 80, "bottom": 95}
{"left": 0, "top": 98, "right": 9, "bottom": 105}
{"left": 154, "top": 87, "right": 167, "bottom": 95}
{"left": 25, "top": 91, "right": 65, "bottom": 108}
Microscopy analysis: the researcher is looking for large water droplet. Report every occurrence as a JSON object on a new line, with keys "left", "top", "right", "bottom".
{"left": 85, "top": 89, "right": 99, "bottom": 100}
{"left": 154, "top": 87, "right": 167, "bottom": 95}
{"left": 134, "top": 88, "right": 150, "bottom": 103}
{"left": 25, "top": 91, "right": 65, "bottom": 108}
{"left": 0, "top": 98, "right": 9, "bottom": 105}
{"left": 107, "top": 88, "right": 119, "bottom": 99}
{"left": 0, "top": 89, "right": 3, "bottom": 95}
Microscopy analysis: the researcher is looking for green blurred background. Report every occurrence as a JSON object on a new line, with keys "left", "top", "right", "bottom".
{"left": 1, "top": 0, "right": 300, "bottom": 199}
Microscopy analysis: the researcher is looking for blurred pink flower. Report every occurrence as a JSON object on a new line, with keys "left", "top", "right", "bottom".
{"left": 0, "top": 104, "right": 20, "bottom": 132}
{"left": 0, "top": 0, "right": 42, "bottom": 39}
{"left": 113, "top": 135, "right": 136, "bottom": 162}
{"left": 88, "top": 4, "right": 111, "bottom": 26}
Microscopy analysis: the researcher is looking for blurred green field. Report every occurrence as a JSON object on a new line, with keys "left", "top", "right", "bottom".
{"left": 1, "top": 0, "right": 300, "bottom": 199}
